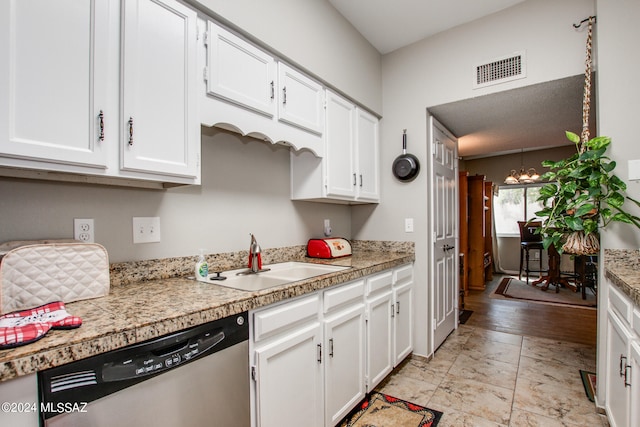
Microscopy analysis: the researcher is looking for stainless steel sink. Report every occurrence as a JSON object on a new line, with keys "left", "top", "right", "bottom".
{"left": 204, "top": 262, "right": 350, "bottom": 292}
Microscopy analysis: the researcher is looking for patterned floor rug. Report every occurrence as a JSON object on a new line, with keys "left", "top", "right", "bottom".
{"left": 339, "top": 392, "right": 442, "bottom": 427}
{"left": 491, "top": 277, "right": 597, "bottom": 309}
{"left": 580, "top": 370, "right": 597, "bottom": 402}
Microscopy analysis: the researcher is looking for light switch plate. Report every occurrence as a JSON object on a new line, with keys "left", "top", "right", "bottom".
{"left": 629, "top": 159, "right": 640, "bottom": 181}
{"left": 405, "top": 218, "right": 414, "bottom": 233}
{"left": 133, "top": 217, "right": 161, "bottom": 244}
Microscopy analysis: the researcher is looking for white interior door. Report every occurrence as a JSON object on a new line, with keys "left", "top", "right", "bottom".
{"left": 429, "top": 116, "right": 458, "bottom": 351}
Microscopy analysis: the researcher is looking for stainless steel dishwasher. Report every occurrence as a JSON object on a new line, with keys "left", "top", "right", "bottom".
{"left": 38, "top": 312, "right": 250, "bottom": 427}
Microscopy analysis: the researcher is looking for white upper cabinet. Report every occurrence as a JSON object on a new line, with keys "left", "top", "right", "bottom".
{"left": 201, "top": 20, "right": 324, "bottom": 155}
{"left": 277, "top": 63, "right": 324, "bottom": 135}
{"left": 325, "top": 91, "right": 357, "bottom": 199}
{"left": 0, "top": 0, "right": 200, "bottom": 186}
{"left": 0, "top": 0, "right": 113, "bottom": 169}
{"left": 121, "top": 0, "right": 199, "bottom": 179}
{"left": 206, "top": 21, "right": 276, "bottom": 117}
{"left": 290, "top": 90, "right": 380, "bottom": 204}
{"left": 355, "top": 108, "right": 380, "bottom": 202}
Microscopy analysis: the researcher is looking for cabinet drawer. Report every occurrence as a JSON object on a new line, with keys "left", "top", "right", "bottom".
{"left": 323, "top": 280, "right": 365, "bottom": 313}
{"left": 393, "top": 264, "right": 413, "bottom": 286}
{"left": 367, "top": 271, "right": 393, "bottom": 295}
{"left": 609, "top": 284, "right": 632, "bottom": 324}
{"left": 253, "top": 294, "right": 320, "bottom": 342}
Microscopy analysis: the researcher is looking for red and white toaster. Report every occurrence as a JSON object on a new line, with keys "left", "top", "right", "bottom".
{"left": 307, "top": 238, "right": 352, "bottom": 259}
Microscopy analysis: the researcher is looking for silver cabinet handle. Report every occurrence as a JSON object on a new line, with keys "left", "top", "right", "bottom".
{"left": 98, "top": 110, "right": 105, "bottom": 142}
{"left": 282, "top": 86, "right": 287, "bottom": 104}
{"left": 391, "top": 303, "right": 395, "bottom": 318}
{"left": 128, "top": 117, "right": 134, "bottom": 146}
{"left": 624, "top": 364, "right": 632, "bottom": 387}
{"left": 620, "top": 354, "right": 627, "bottom": 376}
{"left": 329, "top": 338, "right": 334, "bottom": 358}
{"left": 353, "top": 173, "right": 357, "bottom": 186}
{"left": 396, "top": 301, "right": 400, "bottom": 314}
{"left": 317, "top": 344, "right": 322, "bottom": 363}
{"left": 270, "top": 81, "right": 274, "bottom": 99}
{"left": 359, "top": 174, "right": 363, "bottom": 187}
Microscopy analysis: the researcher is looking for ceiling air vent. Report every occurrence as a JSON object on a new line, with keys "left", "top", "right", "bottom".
{"left": 473, "top": 51, "right": 526, "bottom": 89}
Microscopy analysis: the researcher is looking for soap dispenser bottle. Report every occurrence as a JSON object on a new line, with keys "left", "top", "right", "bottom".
{"left": 195, "top": 249, "right": 208, "bottom": 281}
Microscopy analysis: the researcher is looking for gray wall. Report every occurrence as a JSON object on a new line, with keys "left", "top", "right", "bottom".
{"left": 0, "top": 129, "right": 351, "bottom": 262}
{"left": 352, "top": 0, "right": 595, "bottom": 356}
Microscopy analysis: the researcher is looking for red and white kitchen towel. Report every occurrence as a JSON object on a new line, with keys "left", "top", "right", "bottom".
{"left": 0, "top": 301, "right": 82, "bottom": 349}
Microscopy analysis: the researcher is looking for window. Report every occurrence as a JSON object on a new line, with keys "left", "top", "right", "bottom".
{"left": 493, "top": 184, "right": 546, "bottom": 236}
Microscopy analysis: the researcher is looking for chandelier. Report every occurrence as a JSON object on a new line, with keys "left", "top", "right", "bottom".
{"left": 504, "top": 150, "right": 541, "bottom": 184}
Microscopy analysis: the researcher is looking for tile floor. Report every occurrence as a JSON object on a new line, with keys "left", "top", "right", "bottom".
{"left": 375, "top": 325, "right": 609, "bottom": 426}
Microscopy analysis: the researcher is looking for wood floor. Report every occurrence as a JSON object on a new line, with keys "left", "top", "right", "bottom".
{"left": 462, "top": 274, "right": 598, "bottom": 347}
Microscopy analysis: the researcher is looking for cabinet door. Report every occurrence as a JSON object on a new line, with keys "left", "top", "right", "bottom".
{"left": 355, "top": 108, "right": 379, "bottom": 202}
{"left": 207, "top": 22, "right": 276, "bottom": 117}
{"left": 630, "top": 341, "right": 640, "bottom": 427}
{"left": 255, "top": 322, "right": 324, "bottom": 427}
{"left": 121, "top": 0, "right": 199, "bottom": 178}
{"left": 606, "top": 312, "right": 632, "bottom": 427}
{"left": 394, "top": 281, "right": 413, "bottom": 365}
{"left": 324, "top": 303, "right": 365, "bottom": 427}
{"left": 325, "top": 90, "right": 356, "bottom": 199}
{"left": 277, "top": 63, "right": 324, "bottom": 135}
{"left": 366, "top": 289, "right": 393, "bottom": 390}
{"left": 0, "top": 0, "right": 113, "bottom": 169}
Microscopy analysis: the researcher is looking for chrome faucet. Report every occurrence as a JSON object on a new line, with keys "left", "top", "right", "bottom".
{"left": 249, "top": 233, "right": 261, "bottom": 273}
{"left": 238, "top": 233, "right": 270, "bottom": 275}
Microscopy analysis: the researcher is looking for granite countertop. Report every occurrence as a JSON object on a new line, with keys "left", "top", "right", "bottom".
{"left": 604, "top": 249, "right": 640, "bottom": 308}
{"left": 0, "top": 243, "right": 414, "bottom": 382}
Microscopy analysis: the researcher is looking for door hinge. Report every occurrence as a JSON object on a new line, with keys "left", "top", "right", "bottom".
{"left": 251, "top": 365, "right": 257, "bottom": 381}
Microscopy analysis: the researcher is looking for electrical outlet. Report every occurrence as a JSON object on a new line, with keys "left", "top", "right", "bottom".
{"left": 132, "top": 217, "right": 161, "bottom": 244}
{"left": 74, "top": 218, "right": 94, "bottom": 242}
{"left": 323, "top": 219, "right": 332, "bottom": 237}
{"left": 405, "top": 218, "right": 414, "bottom": 233}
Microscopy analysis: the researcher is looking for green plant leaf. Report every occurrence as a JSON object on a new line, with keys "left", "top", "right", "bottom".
{"left": 565, "top": 131, "right": 580, "bottom": 144}
{"left": 565, "top": 216, "right": 584, "bottom": 231}
{"left": 574, "top": 203, "right": 596, "bottom": 216}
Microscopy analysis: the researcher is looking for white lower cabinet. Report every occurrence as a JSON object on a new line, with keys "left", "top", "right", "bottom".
{"left": 250, "top": 264, "right": 412, "bottom": 427}
{"left": 323, "top": 281, "right": 366, "bottom": 427}
{"left": 393, "top": 265, "right": 414, "bottom": 365}
{"left": 604, "top": 282, "right": 640, "bottom": 427}
{"left": 366, "top": 283, "right": 394, "bottom": 390}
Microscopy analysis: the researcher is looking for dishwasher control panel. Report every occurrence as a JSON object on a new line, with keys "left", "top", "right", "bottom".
{"left": 102, "top": 330, "right": 225, "bottom": 381}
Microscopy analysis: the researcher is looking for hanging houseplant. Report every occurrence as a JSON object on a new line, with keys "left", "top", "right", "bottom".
{"left": 535, "top": 131, "right": 640, "bottom": 255}
{"left": 535, "top": 16, "right": 640, "bottom": 255}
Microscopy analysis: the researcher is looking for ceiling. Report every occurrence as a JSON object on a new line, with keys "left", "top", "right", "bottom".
{"left": 329, "top": 0, "right": 591, "bottom": 158}
{"left": 329, "top": 0, "right": 527, "bottom": 55}
{"left": 429, "top": 75, "right": 593, "bottom": 159}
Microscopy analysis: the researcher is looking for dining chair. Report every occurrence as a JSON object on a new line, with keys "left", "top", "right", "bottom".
{"left": 518, "top": 221, "right": 545, "bottom": 282}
